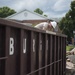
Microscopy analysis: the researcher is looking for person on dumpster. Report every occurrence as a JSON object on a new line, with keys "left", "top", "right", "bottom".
{"left": 34, "top": 20, "right": 58, "bottom": 32}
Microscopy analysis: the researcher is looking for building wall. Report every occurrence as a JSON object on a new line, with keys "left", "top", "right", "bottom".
{"left": 21, "top": 20, "right": 48, "bottom": 25}
{"left": 6, "top": 10, "right": 48, "bottom": 21}
{"left": 7, "top": 19, "right": 48, "bottom": 26}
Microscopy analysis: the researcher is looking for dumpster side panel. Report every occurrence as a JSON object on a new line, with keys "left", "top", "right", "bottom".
{"left": 0, "top": 26, "right": 5, "bottom": 75}
{"left": 0, "top": 19, "right": 67, "bottom": 75}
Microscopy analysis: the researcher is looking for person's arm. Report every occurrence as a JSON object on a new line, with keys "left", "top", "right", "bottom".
{"left": 42, "top": 23, "right": 48, "bottom": 30}
{"left": 43, "top": 26, "right": 46, "bottom": 30}
{"left": 34, "top": 23, "right": 42, "bottom": 29}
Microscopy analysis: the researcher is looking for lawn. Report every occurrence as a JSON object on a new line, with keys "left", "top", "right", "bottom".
{"left": 66, "top": 45, "right": 75, "bottom": 51}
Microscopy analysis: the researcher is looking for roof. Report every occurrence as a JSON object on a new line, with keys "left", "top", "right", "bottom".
{"left": 6, "top": 9, "right": 48, "bottom": 20}
{"left": 50, "top": 18, "right": 62, "bottom": 22}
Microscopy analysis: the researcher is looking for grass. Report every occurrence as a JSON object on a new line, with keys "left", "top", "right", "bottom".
{"left": 66, "top": 45, "right": 75, "bottom": 51}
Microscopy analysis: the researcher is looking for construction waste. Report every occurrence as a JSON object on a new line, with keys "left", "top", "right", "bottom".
{"left": 66, "top": 48, "right": 75, "bottom": 75}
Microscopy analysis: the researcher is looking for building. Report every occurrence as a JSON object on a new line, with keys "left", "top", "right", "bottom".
{"left": 6, "top": 9, "right": 49, "bottom": 25}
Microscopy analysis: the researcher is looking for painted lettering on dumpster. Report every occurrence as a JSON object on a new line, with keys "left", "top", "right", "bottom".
{"left": 33, "top": 39, "right": 35, "bottom": 52}
{"left": 9, "top": 38, "right": 14, "bottom": 55}
{"left": 23, "top": 38, "right": 26, "bottom": 53}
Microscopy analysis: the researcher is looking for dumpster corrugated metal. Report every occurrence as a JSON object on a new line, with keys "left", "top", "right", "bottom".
{"left": 0, "top": 18, "right": 67, "bottom": 75}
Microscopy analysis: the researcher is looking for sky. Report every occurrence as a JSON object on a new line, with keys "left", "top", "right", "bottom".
{"left": 0, "top": 0, "right": 73, "bottom": 18}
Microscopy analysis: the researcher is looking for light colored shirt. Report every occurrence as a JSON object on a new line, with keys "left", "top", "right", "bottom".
{"left": 35, "top": 21, "right": 59, "bottom": 32}
{"left": 35, "top": 22, "right": 49, "bottom": 30}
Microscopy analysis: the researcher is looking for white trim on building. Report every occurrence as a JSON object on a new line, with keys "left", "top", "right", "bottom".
{"left": 6, "top": 9, "right": 48, "bottom": 21}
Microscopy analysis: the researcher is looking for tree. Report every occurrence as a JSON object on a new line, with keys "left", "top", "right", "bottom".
{"left": 34, "top": 8, "right": 48, "bottom": 17}
{"left": 59, "top": 0, "right": 75, "bottom": 42}
{"left": 44, "top": 14, "right": 47, "bottom": 17}
{"left": 34, "top": 8, "right": 43, "bottom": 15}
{"left": 0, "top": 6, "right": 16, "bottom": 18}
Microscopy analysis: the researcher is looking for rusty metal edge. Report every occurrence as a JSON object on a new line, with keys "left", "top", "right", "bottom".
{"left": 0, "top": 18, "right": 67, "bottom": 38}
{"left": 46, "top": 31, "right": 67, "bottom": 38}
{"left": 0, "top": 18, "right": 45, "bottom": 33}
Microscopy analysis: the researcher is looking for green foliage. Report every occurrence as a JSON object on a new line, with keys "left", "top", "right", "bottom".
{"left": 59, "top": 0, "right": 75, "bottom": 41}
{"left": 44, "top": 14, "right": 47, "bottom": 17}
{"left": 66, "top": 45, "right": 74, "bottom": 51}
{"left": 0, "top": 6, "right": 16, "bottom": 18}
{"left": 34, "top": 8, "right": 43, "bottom": 15}
{"left": 34, "top": 8, "right": 48, "bottom": 17}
